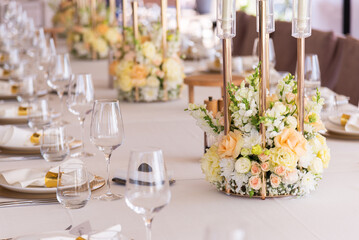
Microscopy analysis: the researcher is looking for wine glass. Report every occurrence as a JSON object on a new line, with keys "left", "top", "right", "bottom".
{"left": 304, "top": 54, "right": 321, "bottom": 96}
{"left": 47, "top": 53, "right": 72, "bottom": 120}
{"left": 252, "top": 37, "right": 276, "bottom": 68}
{"left": 28, "top": 98, "right": 52, "bottom": 132}
{"left": 67, "top": 74, "right": 95, "bottom": 157}
{"left": 125, "top": 148, "right": 171, "bottom": 240}
{"left": 90, "top": 99, "right": 124, "bottom": 201}
{"left": 16, "top": 74, "right": 36, "bottom": 105}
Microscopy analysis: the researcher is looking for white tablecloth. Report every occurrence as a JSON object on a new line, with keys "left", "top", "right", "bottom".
{"left": 0, "top": 63, "right": 359, "bottom": 240}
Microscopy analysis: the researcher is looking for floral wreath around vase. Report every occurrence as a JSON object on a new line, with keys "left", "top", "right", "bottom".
{"left": 187, "top": 66, "right": 330, "bottom": 197}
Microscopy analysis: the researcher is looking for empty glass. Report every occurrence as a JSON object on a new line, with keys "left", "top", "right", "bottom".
{"left": 56, "top": 162, "right": 91, "bottom": 209}
{"left": 16, "top": 75, "right": 36, "bottom": 104}
{"left": 90, "top": 100, "right": 124, "bottom": 201}
{"left": 47, "top": 53, "right": 72, "bottom": 120}
{"left": 41, "top": 125, "right": 69, "bottom": 162}
{"left": 28, "top": 98, "right": 52, "bottom": 131}
{"left": 67, "top": 74, "right": 94, "bottom": 157}
{"left": 304, "top": 54, "right": 321, "bottom": 96}
{"left": 252, "top": 37, "right": 276, "bottom": 69}
{"left": 125, "top": 148, "right": 171, "bottom": 240}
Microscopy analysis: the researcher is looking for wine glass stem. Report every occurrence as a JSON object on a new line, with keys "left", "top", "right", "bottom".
{"left": 143, "top": 217, "right": 153, "bottom": 240}
{"left": 58, "top": 92, "right": 64, "bottom": 118}
{"left": 79, "top": 118, "right": 85, "bottom": 154}
{"left": 104, "top": 153, "right": 112, "bottom": 195}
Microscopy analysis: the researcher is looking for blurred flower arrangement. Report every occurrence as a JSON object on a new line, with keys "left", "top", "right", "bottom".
{"left": 61, "top": 1, "right": 122, "bottom": 59}
{"left": 50, "top": 0, "right": 76, "bottom": 31}
{"left": 110, "top": 23, "right": 184, "bottom": 102}
{"left": 187, "top": 66, "right": 330, "bottom": 197}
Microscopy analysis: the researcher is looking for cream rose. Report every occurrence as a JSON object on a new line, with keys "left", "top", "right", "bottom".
{"left": 317, "top": 147, "right": 330, "bottom": 168}
{"left": 270, "top": 174, "right": 281, "bottom": 188}
{"left": 201, "top": 145, "right": 222, "bottom": 183}
{"left": 218, "top": 130, "right": 244, "bottom": 159}
{"left": 235, "top": 157, "right": 251, "bottom": 174}
{"left": 142, "top": 41, "right": 156, "bottom": 60}
{"left": 146, "top": 76, "right": 160, "bottom": 87}
{"left": 275, "top": 128, "right": 307, "bottom": 158}
{"left": 249, "top": 176, "right": 262, "bottom": 190}
{"left": 258, "top": 153, "right": 269, "bottom": 162}
{"left": 309, "top": 157, "right": 324, "bottom": 174}
{"left": 268, "top": 147, "right": 298, "bottom": 171}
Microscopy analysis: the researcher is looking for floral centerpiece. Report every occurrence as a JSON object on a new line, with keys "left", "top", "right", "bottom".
{"left": 50, "top": 0, "right": 76, "bottom": 32}
{"left": 66, "top": 2, "right": 122, "bottom": 59}
{"left": 187, "top": 66, "right": 330, "bottom": 197}
{"left": 110, "top": 24, "right": 184, "bottom": 102}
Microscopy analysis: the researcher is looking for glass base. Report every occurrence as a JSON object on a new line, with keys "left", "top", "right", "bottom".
{"left": 71, "top": 151, "right": 94, "bottom": 158}
{"left": 95, "top": 192, "right": 122, "bottom": 201}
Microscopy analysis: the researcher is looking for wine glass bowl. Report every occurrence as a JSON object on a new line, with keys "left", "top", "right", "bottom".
{"left": 125, "top": 148, "right": 171, "bottom": 240}
{"left": 90, "top": 99, "right": 124, "bottom": 201}
{"left": 28, "top": 98, "right": 52, "bottom": 131}
{"left": 304, "top": 54, "right": 321, "bottom": 96}
{"left": 67, "top": 74, "right": 95, "bottom": 157}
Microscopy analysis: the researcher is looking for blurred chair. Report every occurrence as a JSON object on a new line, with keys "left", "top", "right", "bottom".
{"left": 332, "top": 37, "right": 359, "bottom": 105}
{"left": 232, "top": 11, "right": 257, "bottom": 56}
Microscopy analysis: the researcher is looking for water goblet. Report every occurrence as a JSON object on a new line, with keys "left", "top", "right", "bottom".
{"left": 28, "top": 98, "right": 52, "bottom": 132}
{"left": 67, "top": 74, "right": 94, "bottom": 157}
{"left": 90, "top": 99, "right": 124, "bottom": 201}
{"left": 56, "top": 162, "right": 91, "bottom": 209}
{"left": 41, "top": 124, "right": 69, "bottom": 162}
{"left": 125, "top": 148, "right": 171, "bottom": 240}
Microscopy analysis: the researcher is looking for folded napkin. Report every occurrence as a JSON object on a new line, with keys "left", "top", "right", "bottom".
{"left": 84, "top": 224, "right": 122, "bottom": 240}
{"left": 0, "top": 106, "right": 19, "bottom": 118}
{"left": 0, "top": 125, "right": 34, "bottom": 146}
{"left": 345, "top": 114, "right": 359, "bottom": 133}
{"left": 0, "top": 81, "right": 11, "bottom": 94}
{"left": 0, "top": 158, "right": 83, "bottom": 188}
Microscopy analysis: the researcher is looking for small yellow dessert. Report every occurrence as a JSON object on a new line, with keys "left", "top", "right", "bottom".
{"left": 11, "top": 84, "right": 19, "bottom": 94}
{"left": 45, "top": 171, "right": 58, "bottom": 188}
{"left": 18, "top": 106, "right": 29, "bottom": 116}
{"left": 341, "top": 114, "right": 351, "bottom": 126}
{"left": 30, "top": 132, "right": 41, "bottom": 145}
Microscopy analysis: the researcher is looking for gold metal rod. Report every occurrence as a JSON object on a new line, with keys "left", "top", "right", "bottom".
{"left": 161, "top": 0, "right": 168, "bottom": 101}
{"left": 132, "top": 1, "right": 139, "bottom": 42}
{"left": 110, "top": 0, "right": 116, "bottom": 26}
{"left": 222, "top": 38, "right": 232, "bottom": 136}
{"left": 265, "top": 33, "right": 270, "bottom": 90}
{"left": 297, "top": 37, "right": 305, "bottom": 133}
{"left": 122, "top": 0, "right": 127, "bottom": 40}
{"left": 259, "top": 0, "right": 267, "bottom": 200}
{"left": 175, "top": 0, "right": 181, "bottom": 32}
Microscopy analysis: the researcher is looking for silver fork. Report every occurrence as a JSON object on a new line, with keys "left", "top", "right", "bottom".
{"left": 0, "top": 198, "right": 58, "bottom": 208}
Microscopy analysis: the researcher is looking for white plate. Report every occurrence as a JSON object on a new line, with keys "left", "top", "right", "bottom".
{"left": 0, "top": 136, "right": 76, "bottom": 154}
{"left": 328, "top": 115, "right": 341, "bottom": 126}
{"left": 0, "top": 171, "right": 95, "bottom": 194}
{"left": 325, "top": 121, "right": 359, "bottom": 137}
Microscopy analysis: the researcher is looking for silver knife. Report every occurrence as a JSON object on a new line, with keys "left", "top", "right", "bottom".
{"left": 0, "top": 155, "right": 43, "bottom": 161}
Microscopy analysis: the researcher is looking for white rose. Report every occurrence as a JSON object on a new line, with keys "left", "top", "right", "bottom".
{"left": 308, "top": 137, "right": 322, "bottom": 154}
{"left": 273, "top": 102, "right": 287, "bottom": 116}
{"left": 146, "top": 76, "right": 160, "bottom": 87}
{"left": 286, "top": 116, "right": 297, "bottom": 129}
{"left": 282, "top": 169, "right": 299, "bottom": 184}
{"left": 235, "top": 157, "right": 251, "bottom": 174}
{"left": 105, "top": 28, "right": 120, "bottom": 44}
{"left": 142, "top": 41, "right": 156, "bottom": 60}
{"left": 309, "top": 157, "right": 323, "bottom": 174}
{"left": 163, "top": 58, "right": 183, "bottom": 82}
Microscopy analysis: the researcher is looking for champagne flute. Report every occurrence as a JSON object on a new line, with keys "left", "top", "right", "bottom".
{"left": 125, "top": 148, "right": 171, "bottom": 240}
{"left": 90, "top": 100, "right": 124, "bottom": 201}
{"left": 47, "top": 53, "right": 72, "bottom": 121}
{"left": 304, "top": 54, "right": 321, "bottom": 96}
{"left": 67, "top": 74, "right": 95, "bottom": 157}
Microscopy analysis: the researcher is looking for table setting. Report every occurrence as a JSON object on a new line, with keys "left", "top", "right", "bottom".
{"left": 0, "top": 0, "right": 359, "bottom": 240}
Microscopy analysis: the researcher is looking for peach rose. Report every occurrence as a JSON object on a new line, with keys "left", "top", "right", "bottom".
{"left": 96, "top": 24, "right": 109, "bottom": 35}
{"left": 251, "top": 162, "right": 261, "bottom": 175}
{"left": 217, "top": 130, "right": 244, "bottom": 159}
{"left": 261, "top": 162, "right": 270, "bottom": 172}
{"left": 266, "top": 94, "right": 279, "bottom": 108}
{"left": 274, "top": 166, "right": 286, "bottom": 176}
{"left": 270, "top": 174, "right": 281, "bottom": 188}
{"left": 283, "top": 169, "right": 299, "bottom": 184}
{"left": 131, "top": 65, "right": 148, "bottom": 87}
{"left": 258, "top": 153, "right": 270, "bottom": 162}
{"left": 285, "top": 93, "right": 296, "bottom": 103}
{"left": 249, "top": 176, "right": 262, "bottom": 190}
{"left": 274, "top": 128, "right": 307, "bottom": 158}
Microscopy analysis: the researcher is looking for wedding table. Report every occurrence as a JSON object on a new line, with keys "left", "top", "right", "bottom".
{"left": 0, "top": 60, "right": 359, "bottom": 240}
